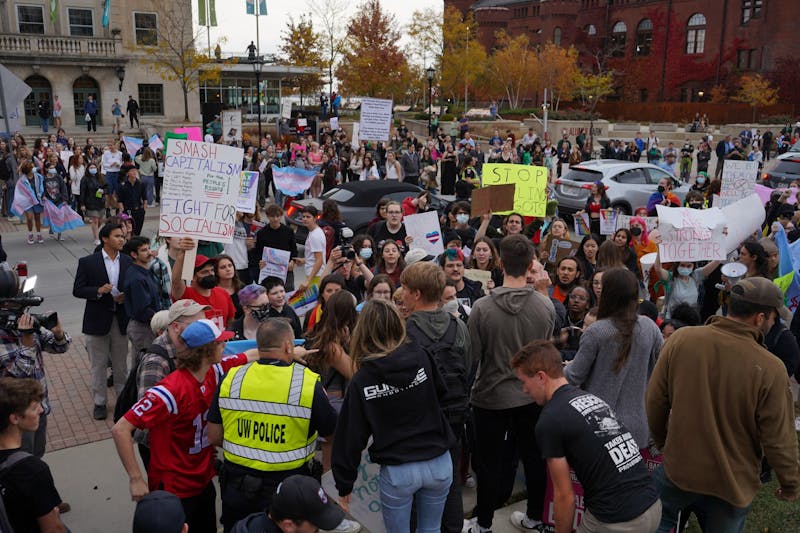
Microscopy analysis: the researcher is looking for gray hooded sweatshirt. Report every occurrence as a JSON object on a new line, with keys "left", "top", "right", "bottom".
{"left": 468, "top": 286, "right": 556, "bottom": 410}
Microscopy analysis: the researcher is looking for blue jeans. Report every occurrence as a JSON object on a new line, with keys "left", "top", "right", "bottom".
{"left": 106, "top": 171, "right": 119, "bottom": 196}
{"left": 653, "top": 464, "right": 750, "bottom": 533}
{"left": 141, "top": 175, "right": 155, "bottom": 204}
{"left": 380, "top": 451, "right": 452, "bottom": 533}
{"left": 40, "top": 117, "right": 49, "bottom": 132}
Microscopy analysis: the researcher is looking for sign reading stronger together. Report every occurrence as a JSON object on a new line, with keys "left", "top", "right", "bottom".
{"left": 481, "top": 164, "right": 549, "bottom": 217}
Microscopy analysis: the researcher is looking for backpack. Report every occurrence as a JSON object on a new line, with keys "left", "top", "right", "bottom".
{"left": 406, "top": 316, "right": 469, "bottom": 423}
{"left": 113, "top": 344, "right": 173, "bottom": 422}
{"left": 0, "top": 450, "right": 34, "bottom": 533}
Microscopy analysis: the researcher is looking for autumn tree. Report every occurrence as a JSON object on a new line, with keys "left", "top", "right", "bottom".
{"left": 485, "top": 31, "right": 537, "bottom": 109}
{"left": 405, "top": 7, "right": 443, "bottom": 70}
{"left": 709, "top": 84, "right": 729, "bottom": 104}
{"left": 535, "top": 42, "right": 580, "bottom": 111}
{"left": 734, "top": 74, "right": 779, "bottom": 121}
{"left": 308, "top": 0, "right": 349, "bottom": 98}
{"left": 441, "top": 5, "right": 487, "bottom": 113}
{"left": 335, "top": 0, "right": 409, "bottom": 98}
{"left": 278, "top": 15, "right": 324, "bottom": 106}
{"left": 138, "top": 0, "right": 220, "bottom": 121}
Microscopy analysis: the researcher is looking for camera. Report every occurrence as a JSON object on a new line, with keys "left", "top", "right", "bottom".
{"left": 0, "top": 273, "right": 58, "bottom": 332}
{"left": 339, "top": 227, "right": 355, "bottom": 260}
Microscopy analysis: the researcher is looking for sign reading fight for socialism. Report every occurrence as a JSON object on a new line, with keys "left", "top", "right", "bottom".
{"left": 358, "top": 97, "right": 393, "bottom": 142}
{"left": 159, "top": 140, "right": 243, "bottom": 243}
{"left": 482, "top": 164, "right": 549, "bottom": 217}
{"left": 717, "top": 160, "right": 758, "bottom": 208}
{"left": 656, "top": 205, "right": 726, "bottom": 262}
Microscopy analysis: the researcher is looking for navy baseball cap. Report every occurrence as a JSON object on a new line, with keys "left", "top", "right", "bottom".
{"left": 180, "top": 318, "right": 233, "bottom": 348}
{"left": 133, "top": 490, "right": 185, "bottom": 533}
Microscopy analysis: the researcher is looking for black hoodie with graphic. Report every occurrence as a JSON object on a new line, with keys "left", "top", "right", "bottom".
{"left": 332, "top": 341, "right": 455, "bottom": 497}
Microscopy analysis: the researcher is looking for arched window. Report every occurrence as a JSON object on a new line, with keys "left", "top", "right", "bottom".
{"left": 635, "top": 19, "right": 652, "bottom": 56}
{"left": 73, "top": 76, "right": 101, "bottom": 126}
{"left": 686, "top": 13, "right": 706, "bottom": 54}
{"left": 553, "top": 26, "right": 562, "bottom": 46}
{"left": 585, "top": 24, "right": 597, "bottom": 36}
{"left": 611, "top": 21, "right": 627, "bottom": 57}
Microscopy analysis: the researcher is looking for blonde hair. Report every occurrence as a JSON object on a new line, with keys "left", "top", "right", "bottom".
{"left": 349, "top": 300, "right": 406, "bottom": 369}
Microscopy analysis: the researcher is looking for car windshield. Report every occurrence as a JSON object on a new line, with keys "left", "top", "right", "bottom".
{"left": 772, "top": 161, "right": 800, "bottom": 175}
{"left": 561, "top": 169, "right": 603, "bottom": 183}
{"left": 323, "top": 188, "right": 356, "bottom": 203}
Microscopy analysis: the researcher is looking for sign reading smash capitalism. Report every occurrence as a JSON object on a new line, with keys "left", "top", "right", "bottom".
{"left": 656, "top": 205, "right": 726, "bottom": 262}
{"left": 159, "top": 140, "right": 243, "bottom": 243}
{"left": 482, "top": 164, "right": 549, "bottom": 217}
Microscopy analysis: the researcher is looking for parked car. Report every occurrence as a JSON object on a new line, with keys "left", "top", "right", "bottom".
{"left": 554, "top": 160, "right": 690, "bottom": 216}
{"left": 761, "top": 151, "right": 800, "bottom": 189}
{"left": 287, "top": 180, "right": 448, "bottom": 243}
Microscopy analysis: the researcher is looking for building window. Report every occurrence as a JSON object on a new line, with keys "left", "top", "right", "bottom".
{"left": 138, "top": 84, "right": 164, "bottom": 115}
{"left": 585, "top": 24, "right": 597, "bottom": 36}
{"left": 640, "top": 88, "right": 648, "bottom": 102}
{"left": 17, "top": 5, "right": 45, "bottom": 34}
{"left": 686, "top": 13, "right": 706, "bottom": 54}
{"left": 635, "top": 19, "right": 652, "bottom": 56}
{"left": 67, "top": 8, "right": 94, "bottom": 37}
{"left": 741, "top": 0, "right": 762, "bottom": 24}
{"left": 134, "top": 12, "right": 158, "bottom": 46}
{"left": 553, "top": 27, "right": 562, "bottom": 46}
{"left": 610, "top": 21, "right": 627, "bottom": 57}
{"left": 737, "top": 48, "right": 757, "bottom": 69}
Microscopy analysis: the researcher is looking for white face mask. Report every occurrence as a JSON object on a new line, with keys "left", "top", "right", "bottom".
{"left": 456, "top": 214, "right": 469, "bottom": 225}
{"left": 442, "top": 300, "right": 459, "bottom": 315}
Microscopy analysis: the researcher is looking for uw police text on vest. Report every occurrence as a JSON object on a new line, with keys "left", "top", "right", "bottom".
{"left": 237, "top": 419, "right": 287, "bottom": 443}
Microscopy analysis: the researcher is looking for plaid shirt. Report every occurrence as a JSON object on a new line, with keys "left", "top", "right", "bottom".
{"left": 0, "top": 326, "right": 71, "bottom": 414}
{"left": 133, "top": 330, "right": 178, "bottom": 446}
{"left": 148, "top": 257, "right": 172, "bottom": 311}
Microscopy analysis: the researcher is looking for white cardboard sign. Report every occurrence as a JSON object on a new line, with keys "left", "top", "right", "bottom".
{"left": 403, "top": 211, "right": 444, "bottom": 257}
{"left": 358, "top": 98, "right": 393, "bottom": 142}
{"left": 656, "top": 205, "right": 726, "bottom": 262}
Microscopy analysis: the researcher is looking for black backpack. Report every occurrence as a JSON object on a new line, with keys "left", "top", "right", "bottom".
{"left": 407, "top": 316, "right": 469, "bottom": 423}
{"left": 0, "top": 450, "right": 33, "bottom": 533}
{"left": 113, "top": 344, "right": 174, "bottom": 422}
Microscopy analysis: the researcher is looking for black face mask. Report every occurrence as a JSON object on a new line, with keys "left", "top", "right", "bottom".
{"left": 250, "top": 307, "right": 270, "bottom": 321}
{"left": 689, "top": 203, "right": 703, "bottom": 209}
{"left": 197, "top": 275, "right": 218, "bottom": 289}
{"left": 630, "top": 227, "right": 643, "bottom": 237}
{"left": 657, "top": 185, "right": 666, "bottom": 193}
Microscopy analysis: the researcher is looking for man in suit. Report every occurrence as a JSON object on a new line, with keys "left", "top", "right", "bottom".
{"left": 73, "top": 222, "right": 131, "bottom": 420}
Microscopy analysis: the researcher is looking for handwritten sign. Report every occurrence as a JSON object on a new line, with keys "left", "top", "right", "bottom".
{"left": 281, "top": 99, "right": 292, "bottom": 119}
{"left": 616, "top": 215, "right": 658, "bottom": 233}
{"left": 403, "top": 211, "right": 444, "bottom": 257}
{"left": 258, "top": 247, "right": 291, "bottom": 283}
{"left": 236, "top": 171, "right": 259, "bottom": 213}
{"left": 330, "top": 116, "right": 339, "bottom": 130}
{"left": 322, "top": 448, "right": 385, "bottom": 533}
{"left": 573, "top": 212, "right": 591, "bottom": 236}
{"left": 656, "top": 205, "right": 726, "bottom": 262}
{"left": 482, "top": 164, "right": 549, "bottom": 217}
{"left": 222, "top": 110, "right": 243, "bottom": 143}
{"left": 158, "top": 140, "right": 243, "bottom": 243}
{"left": 599, "top": 209, "right": 617, "bottom": 235}
{"left": 358, "top": 97, "right": 393, "bottom": 142}
{"left": 718, "top": 160, "right": 758, "bottom": 208}
{"left": 471, "top": 184, "right": 516, "bottom": 216}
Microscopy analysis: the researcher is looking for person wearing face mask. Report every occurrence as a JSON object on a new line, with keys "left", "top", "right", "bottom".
{"left": 646, "top": 177, "right": 680, "bottom": 216}
{"left": 690, "top": 172, "right": 709, "bottom": 198}
{"left": 41, "top": 160, "right": 73, "bottom": 241}
{"left": 654, "top": 253, "right": 720, "bottom": 319}
{"left": 445, "top": 202, "right": 477, "bottom": 250}
{"left": 647, "top": 277, "right": 800, "bottom": 532}
{"left": 683, "top": 190, "right": 706, "bottom": 210}
{"left": 171, "top": 239, "right": 236, "bottom": 329}
{"left": 79, "top": 162, "right": 107, "bottom": 245}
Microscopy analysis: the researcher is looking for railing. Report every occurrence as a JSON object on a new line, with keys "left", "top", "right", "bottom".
{"left": 0, "top": 34, "right": 117, "bottom": 57}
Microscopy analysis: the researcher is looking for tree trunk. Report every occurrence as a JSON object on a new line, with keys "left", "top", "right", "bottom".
{"left": 182, "top": 83, "right": 189, "bottom": 122}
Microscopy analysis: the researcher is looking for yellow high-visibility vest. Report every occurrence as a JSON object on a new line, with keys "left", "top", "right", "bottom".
{"left": 218, "top": 361, "right": 319, "bottom": 471}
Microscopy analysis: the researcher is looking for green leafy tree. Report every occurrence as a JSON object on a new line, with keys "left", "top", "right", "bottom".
{"left": 278, "top": 14, "right": 324, "bottom": 106}
{"left": 335, "top": 0, "right": 409, "bottom": 98}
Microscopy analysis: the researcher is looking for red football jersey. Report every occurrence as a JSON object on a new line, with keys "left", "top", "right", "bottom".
{"left": 179, "top": 286, "right": 236, "bottom": 330}
{"left": 124, "top": 353, "right": 247, "bottom": 498}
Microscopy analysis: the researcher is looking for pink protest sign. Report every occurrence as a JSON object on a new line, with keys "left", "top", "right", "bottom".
{"left": 173, "top": 127, "right": 202, "bottom": 141}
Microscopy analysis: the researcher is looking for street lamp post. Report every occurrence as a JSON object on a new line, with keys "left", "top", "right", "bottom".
{"left": 426, "top": 66, "right": 435, "bottom": 135}
{"left": 250, "top": 56, "right": 263, "bottom": 142}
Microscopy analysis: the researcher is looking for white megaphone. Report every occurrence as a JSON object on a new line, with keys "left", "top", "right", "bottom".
{"left": 639, "top": 252, "right": 658, "bottom": 272}
{"left": 717, "top": 262, "right": 748, "bottom": 290}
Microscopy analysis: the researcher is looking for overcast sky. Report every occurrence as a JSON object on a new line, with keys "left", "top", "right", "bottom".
{"left": 200, "top": 0, "right": 439, "bottom": 57}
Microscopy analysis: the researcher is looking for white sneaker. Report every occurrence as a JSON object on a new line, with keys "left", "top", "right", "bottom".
{"left": 510, "top": 511, "right": 544, "bottom": 531}
{"left": 463, "top": 518, "right": 491, "bottom": 533}
{"left": 322, "top": 518, "right": 362, "bottom": 533}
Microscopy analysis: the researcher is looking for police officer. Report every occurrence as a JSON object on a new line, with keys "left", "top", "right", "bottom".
{"left": 207, "top": 318, "right": 346, "bottom": 533}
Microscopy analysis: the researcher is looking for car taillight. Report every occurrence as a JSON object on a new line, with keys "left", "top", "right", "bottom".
{"left": 554, "top": 179, "right": 562, "bottom": 185}
{"left": 285, "top": 205, "right": 296, "bottom": 218}
{"left": 580, "top": 184, "right": 594, "bottom": 189}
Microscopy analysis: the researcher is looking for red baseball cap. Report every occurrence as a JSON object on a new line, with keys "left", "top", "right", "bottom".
{"left": 194, "top": 255, "right": 216, "bottom": 272}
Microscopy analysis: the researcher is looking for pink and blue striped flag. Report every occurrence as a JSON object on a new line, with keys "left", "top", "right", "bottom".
{"left": 272, "top": 165, "right": 317, "bottom": 196}
{"left": 43, "top": 199, "right": 84, "bottom": 233}
{"left": 10, "top": 176, "right": 42, "bottom": 217}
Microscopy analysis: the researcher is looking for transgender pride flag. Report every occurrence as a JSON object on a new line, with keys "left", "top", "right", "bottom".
{"left": 272, "top": 165, "right": 318, "bottom": 196}
{"left": 10, "top": 176, "right": 42, "bottom": 217}
{"left": 43, "top": 199, "right": 84, "bottom": 233}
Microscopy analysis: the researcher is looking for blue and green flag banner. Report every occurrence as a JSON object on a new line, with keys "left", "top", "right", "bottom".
{"left": 199, "top": 0, "right": 217, "bottom": 26}
{"left": 102, "top": 0, "right": 110, "bottom": 28}
{"left": 245, "top": 0, "right": 267, "bottom": 15}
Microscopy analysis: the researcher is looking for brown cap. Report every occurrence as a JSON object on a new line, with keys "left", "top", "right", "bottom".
{"left": 730, "top": 277, "right": 783, "bottom": 309}
{"left": 167, "top": 299, "right": 210, "bottom": 323}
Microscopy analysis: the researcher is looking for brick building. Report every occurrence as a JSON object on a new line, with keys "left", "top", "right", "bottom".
{"left": 446, "top": 0, "right": 800, "bottom": 104}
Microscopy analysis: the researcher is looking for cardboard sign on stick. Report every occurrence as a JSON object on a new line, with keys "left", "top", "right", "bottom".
{"left": 471, "top": 184, "right": 516, "bottom": 215}
{"left": 482, "top": 164, "right": 549, "bottom": 217}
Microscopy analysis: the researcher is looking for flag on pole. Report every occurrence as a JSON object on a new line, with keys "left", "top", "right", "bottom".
{"left": 102, "top": 0, "right": 110, "bottom": 28}
{"left": 246, "top": 0, "right": 267, "bottom": 15}
{"left": 50, "top": 0, "right": 58, "bottom": 24}
{"left": 198, "top": 0, "right": 217, "bottom": 26}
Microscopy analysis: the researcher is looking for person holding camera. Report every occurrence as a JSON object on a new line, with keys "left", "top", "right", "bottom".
{"left": 0, "top": 269, "right": 70, "bottom": 457}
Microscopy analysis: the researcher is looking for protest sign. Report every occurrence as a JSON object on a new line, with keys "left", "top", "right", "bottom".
{"left": 599, "top": 209, "right": 617, "bottom": 235}
{"left": 573, "top": 213, "right": 591, "bottom": 236}
{"left": 358, "top": 97, "right": 393, "bottom": 142}
{"left": 330, "top": 116, "right": 339, "bottom": 130}
{"left": 616, "top": 214, "right": 658, "bottom": 233}
{"left": 159, "top": 140, "right": 242, "bottom": 247}
{"left": 471, "top": 184, "right": 516, "bottom": 216}
{"left": 322, "top": 448, "right": 386, "bottom": 533}
{"left": 272, "top": 165, "right": 318, "bottom": 196}
{"left": 173, "top": 126, "right": 202, "bottom": 141}
{"left": 236, "top": 171, "right": 259, "bottom": 213}
{"left": 717, "top": 160, "right": 758, "bottom": 208}
{"left": 482, "top": 164, "right": 549, "bottom": 217}
{"left": 656, "top": 205, "right": 726, "bottom": 262}
{"left": 719, "top": 193, "right": 765, "bottom": 255}
{"left": 281, "top": 99, "right": 292, "bottom": 119}
{"left": 548, "top": 239, "right": 578, "bottom": 264}
{"left": 222, "top": 111, "right": 242, "bottom": 143}
{"left": 464, "top": 269, "right": 492, "bottom": 292}
{"left": 258, "top": 247, "right": 291, "bottom": 283}
{"left": 288, "top": 277, "right": 320, "bottom": 317}
{"left": 403, "top": 211, "right": 444, "bottom": 257}
{"left": 164, "top": 131, "right": 189, "bottom": 151}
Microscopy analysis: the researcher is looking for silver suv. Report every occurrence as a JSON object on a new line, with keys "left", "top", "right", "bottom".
{"left": 554, "top": 160, "right": 690, "bottom": 215}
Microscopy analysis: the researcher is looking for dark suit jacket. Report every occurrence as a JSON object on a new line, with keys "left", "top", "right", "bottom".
{"left": 73, "top": 251, "right": 132, "bottom": 335}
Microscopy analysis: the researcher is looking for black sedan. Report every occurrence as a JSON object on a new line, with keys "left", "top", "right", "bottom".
{"left": 287, "top": 180, "right": 448, "bottom": 243}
